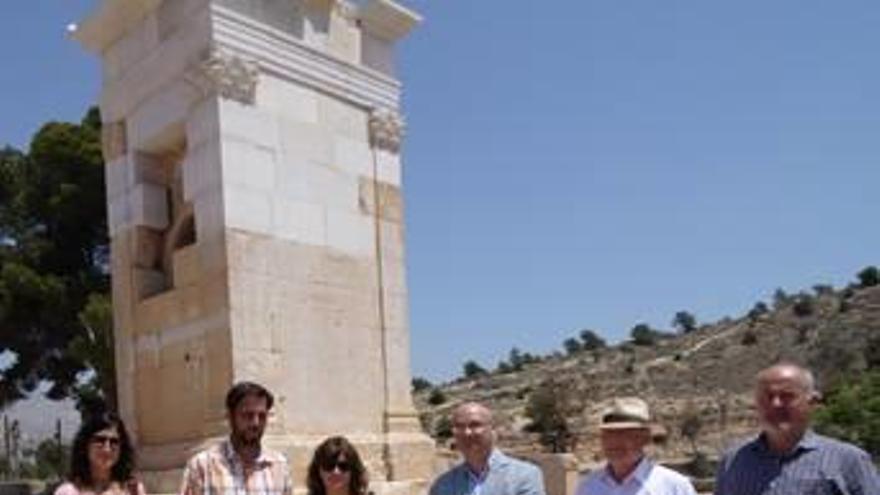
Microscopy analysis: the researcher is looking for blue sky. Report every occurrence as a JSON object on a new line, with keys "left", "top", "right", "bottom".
{"left": 2, "top": 1, "right": 879, "bottom": 383}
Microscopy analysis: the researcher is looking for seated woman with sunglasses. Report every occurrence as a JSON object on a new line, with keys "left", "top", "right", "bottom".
{"left": 55, "top": 412, "right": 145, "bottom": 495}
{"left": 307, "top": 436, "right": 370, "bottom": 495}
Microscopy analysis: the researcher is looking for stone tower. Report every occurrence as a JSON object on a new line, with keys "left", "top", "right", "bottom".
{"left": 72, "top": 1, "right": 432, "bottom": 493}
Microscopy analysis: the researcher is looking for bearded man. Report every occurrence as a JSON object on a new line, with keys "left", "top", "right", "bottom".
{"left": 181, "top": 382, "right": 292, "bottom": 495}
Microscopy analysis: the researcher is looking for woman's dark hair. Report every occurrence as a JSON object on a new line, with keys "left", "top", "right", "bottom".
{"left": 69, "top": 411, "right": 136, "bottom": 486}
{"left": 226, "top": 381, "right": 274, "bottom": 412}
{"left": 307, "top": 436, "right": 369, "bottom": 495}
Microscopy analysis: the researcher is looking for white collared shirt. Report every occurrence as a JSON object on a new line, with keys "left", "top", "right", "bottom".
{"left": 575, "top": 457, "right": 697, "bottom": 495}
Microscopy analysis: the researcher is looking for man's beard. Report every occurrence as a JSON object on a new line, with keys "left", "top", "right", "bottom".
{"left": 232, "top": 428, "right": 263, "bottom": 448}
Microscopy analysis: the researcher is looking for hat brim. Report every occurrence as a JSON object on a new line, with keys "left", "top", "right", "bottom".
{"left": 599, "top": 421, "right": 650, "bottom": 430}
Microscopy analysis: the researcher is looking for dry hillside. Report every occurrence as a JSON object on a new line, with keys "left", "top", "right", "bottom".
{"left": 414, "top": 283, "right": 880, "bottom": 466}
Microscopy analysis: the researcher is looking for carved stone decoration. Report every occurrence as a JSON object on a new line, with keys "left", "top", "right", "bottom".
{"left": 101, "top": 121, "right": 127, "bottom": 162}
{"left": 369, "top": 108, "right": 405, "bottom": 153}
{"left": 333, "top": 0, "right": 358, "bottom": 23}
{"left": 187, "top": 47, "right": 260, "bottom": 104}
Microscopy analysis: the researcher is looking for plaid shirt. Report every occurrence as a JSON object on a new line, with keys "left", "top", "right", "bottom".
{"left": 181, "top": 439, "right": 293, "bottom": 495}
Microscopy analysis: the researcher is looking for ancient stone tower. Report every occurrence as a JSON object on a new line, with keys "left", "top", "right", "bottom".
{"left": 73, "top": 1, "right": 432, "bottom": 493}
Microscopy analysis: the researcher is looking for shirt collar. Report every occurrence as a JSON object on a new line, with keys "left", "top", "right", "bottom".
{"left": 752, "top": 429, "right": 820, "bottom": 457}
{"left": 602, "top": 456, "right": 652, "bottom": 486}
{"left": 223, "top": 437, "right": 273, "bottom": 468}
{"left": 465, "top": 449, "right": 503, "bottom": 481}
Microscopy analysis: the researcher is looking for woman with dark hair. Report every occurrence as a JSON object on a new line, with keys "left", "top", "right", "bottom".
{"left": 54, "top": 412, "right": 145, "bottom": 495}
{"left": 307, "top": 436, "right": 369, "bottom": 495}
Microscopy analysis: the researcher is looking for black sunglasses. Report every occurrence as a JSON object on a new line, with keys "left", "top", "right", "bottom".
{"left": 320, "top": 459, "right": 352, "bottom": 473}
{"left": 90, "top": 434, "right": 121, "bottom": 448}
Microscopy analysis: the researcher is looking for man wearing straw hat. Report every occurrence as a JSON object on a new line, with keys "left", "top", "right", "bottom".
{"left": 575, "top": 397, "right": 697, "bottom": 495}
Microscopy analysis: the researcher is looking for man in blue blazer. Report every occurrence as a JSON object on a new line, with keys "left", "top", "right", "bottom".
{"left": 429, "top": 402, "right": 546, "bottom": 495}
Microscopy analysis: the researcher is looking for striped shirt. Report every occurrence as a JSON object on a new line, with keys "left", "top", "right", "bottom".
{"left": 181, "top": 439, "right": 293, "bottom": 495}
{"left": 715, "top": 431, "right": 879, "bottom": 495}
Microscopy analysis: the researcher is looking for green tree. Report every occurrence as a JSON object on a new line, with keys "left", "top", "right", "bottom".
{"left": 680, "top": 408, "right": 703, "bottom": 456}
{"left": 773, "top": 288, "right": 790, "bottom": 309}
{"left": 672, "top": 311, "right": 697, "bottom": 334}
{"left": 462, "top": 360, "right": 487, "bottom": 378}
{"left": 792, "top": 293, "right": 815, "bottom": 317}
{"left": 433, "top": 415, "right": 453, "bottom": 441}
{"left": 579, "top": 329, "right": 606, "bottom": 350}
{"left": 563, "top": 337, "right": 581, "bottom": 355}
{"left": 427, "top": 388, "right": 447, "bottom": 406}
{"left": 812, "top": 284, "right": 834, "bottom": 296}
{"left": 524, "top": 380, "right": 575, "bottom": 453}
{"left": 496, "top": 361, "right": 513, "bottom": 374}
{"left": 865, "top": 336, "right": 880, "bottom": 369}
{"left": 814, "top": 370, "right": 880, "bottom": 458}
{"left": 411, "top": 377, "right": 432, "bottom": 393}
{"left": 630, "top": 323, "right": 657, "bottom": 346}
{"left": 0, "top": 108, "right": 110, "bottom": 410}
{"left": 857, "top": 266, "right": 880, "bottom": 288}
{"left": 747, "top": 302, "right": 769, "bottom": 323}
{"left": 508, "top": 347, "right": 526, "bottom": 371}
{"left": 31, "top": 437, "right": 69, "bottom": 480}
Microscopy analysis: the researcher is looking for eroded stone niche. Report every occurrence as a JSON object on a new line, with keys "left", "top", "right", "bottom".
{"left": 133, "top": 128, "right": 197, "bottom": 299}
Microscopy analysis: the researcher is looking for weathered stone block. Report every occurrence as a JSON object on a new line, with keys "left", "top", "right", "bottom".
{"left": 278, "top": 120, "right": 334, "bottom": 166}
{"left": 318, "top": 93, "right": 368, "bottom": 141}
{"left": 221, "top": 139, "right": 277, "bottom": 191}
{"left": 134, "top": 226, "right": 163, "bottom": 269}
{"left": 259, "top": 74, "right": 320, "bottom": 125}
{"left": 219, "top": 99, "right": 280, "bottom": 150}
{"left": 223, "top": 185, "right": 273, "bottom": 235}
{"left": 375, "top": 147, "right": 402, "bottom": 186}
{"left": 131, "top": 182, "right": 169, "bottom": 230}
{"left": 359, "top": 179, "right": 404, "bottom": 224}
{"left": 273, "top": 198, "right": 327, "bottom": 246}
{"left": 135, "top": 267, "right": 167, "bottom": 300}
{"left": 183, "top": 141, "right": 223, "bottom": 201}
{"left": 172, "top": 244, "right": 201, "bottom": 288}
{"left": 304, "top": 162, "right": 359, "bottom": 210}
{"left": 335, "top": 136, "right": 373, "bottom": 177}
{"left": 325, "top": 208, "right": 375, "bottom": 257}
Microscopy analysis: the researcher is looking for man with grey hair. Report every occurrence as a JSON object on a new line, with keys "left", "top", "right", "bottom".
{"left": 430, "top": 402, "right": 545, "bottom": 495}
{"left": 715, "top": 362, "right": 879, "bottom": 494}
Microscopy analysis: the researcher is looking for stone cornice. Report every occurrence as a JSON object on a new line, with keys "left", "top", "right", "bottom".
{"left": 211, "top": 5, "right": 403, "bottom": 110}
{"left": 71, "top": 0, "right": 163, "bottom": 53}
{"left": 358, "top": 0, "right": 422, "bottom": 41}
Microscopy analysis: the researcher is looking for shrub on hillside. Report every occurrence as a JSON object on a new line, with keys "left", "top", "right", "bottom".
{"left": 813, "top": 284, "right": 834, "bottom": 296}
{"left": 747, "top": 302, "right": 769, "bottom": 324}
{"left": 563, "top": 337, "right": 582, "bottom": 355}
{"left": 792, "top": 293, "right": 815, "bottom": 317}
{"left": 462, "top": 360, "right": 487, "bottom": 378}
{"left": 524, "top": 381, "right": 575, "bottom": 453}
{"left": 508, "top": 347, "right": 527, "bottom": 371}
{"left": 741, "top": 329, "right": 758, "bottom": 346}
{"left": 433, "top": 415, "right": 453, "bottom": 441}
{"left": 412, "top": 377, "right": 432, "bottom": 392}
{"left": 427, "top": 388, "right": 447, "bottom": 406}
{"left": 631, "top": 323, "right": 658, "bottom": 346}
{"left": 857, "top": 266, "right": 880, "bottom": 288}
{"left": 672, "top": 311, "right": 698, "bottom": 334}
{"left": 496, "top": 361, "right": 513, "bottom": 374}
{"left": 579, "top": 329, "right": 607, "bottom": 350}
{"left": 773, "top": 288, "right": 791, "bottom": 309}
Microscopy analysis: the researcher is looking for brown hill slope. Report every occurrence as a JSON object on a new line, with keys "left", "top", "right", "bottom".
{"left": 414, "top": 284, "right": 880, "bottom": 464}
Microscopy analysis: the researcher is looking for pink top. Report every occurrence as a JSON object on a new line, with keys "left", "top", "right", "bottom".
{"left": 54, "top": 481, "right": 146, "bottom": 495}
